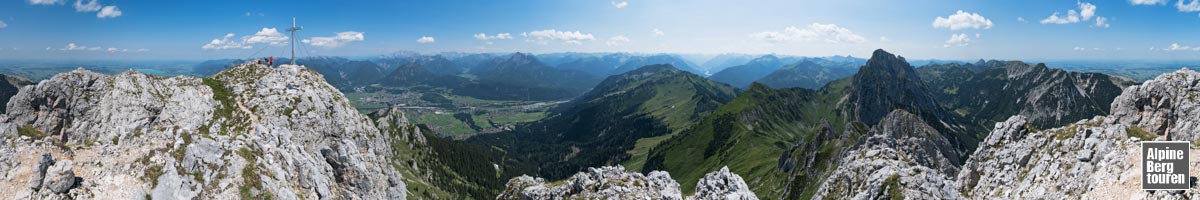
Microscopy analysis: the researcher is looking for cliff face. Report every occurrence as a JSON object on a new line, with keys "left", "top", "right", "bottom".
{"left": 0, "top": 64, "right": 406, "bottom": 199}
{"left": 958, "top": 68, "right": 1200, "bottom": 199}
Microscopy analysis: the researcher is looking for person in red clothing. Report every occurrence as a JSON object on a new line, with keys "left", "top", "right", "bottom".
{"left": 269, "top": 57, "right": 274, "bottom": 66}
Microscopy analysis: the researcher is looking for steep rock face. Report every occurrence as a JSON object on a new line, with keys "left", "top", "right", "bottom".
{"left": 497, "top": 165, "right": 756, "bottom": 200}
{"left": 0, "top": 64, "right": 405, "bottom": 199}
{"left": 957, "top": 68, "right": 1200, "bottom": 199}
{"left": 1110, "top": 68, "right": 1200, "bottom": 141}
{"left": 812, "top": 110, "right": 962, "bottom": 200}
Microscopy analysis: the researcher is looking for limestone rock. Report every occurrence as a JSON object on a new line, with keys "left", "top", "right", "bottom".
{"left": 497, "top": 165, "right": 684, "bottom": 200}
{"left": 958, "top": 68, "right": 1200, "bottom": 199}
{"left": 27, "top": 153, "right": 54, "bottom": 191}
{"left": 43, "top": 160, "right": 75, "bottom": 194}
{"left": 688, "top": 166, "right": 757, "bottom": 200}
{"left": 0, "top": 64, "right": 408, "bottom": 199}
{"left": 812, "top": 109, "right": 962, "bottom": 200}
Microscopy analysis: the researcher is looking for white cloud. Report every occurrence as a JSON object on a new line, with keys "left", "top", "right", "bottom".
{"left": 474, "top": 33, "right": 513, "bottom": 40}
{"left": 1079, "top": 2, "right": 1097, "bottom": 20}
{"left": 1166, "top": 43, "right": 1200, "bottom": 51}
{"left": 879, "top": 36, "right": 890, "bottom": 42}
{"left": 97, "top": 5, "right": 121, "bottom": 18}
{"left": 751, "top": 23, "right": 867, "bottom": 43}
{"left": 1179, "top": 0, "right": 1200, "bottom": 12}
{"left": 302, "top": 31, "right": 366, "bottom": 48}
{"left": 606, "top": 35, "right": 631, "bottom": 46}
{"left": 933, "top": 10, "right": 994, "bottom": 30}
{"left": 1073, "top": 47, "right": 1105, "bottom": 51}
{"left": 524, "top": 29, "right": 596, "bottom": 45}
{"left": 0, "top": 20, "right": 7, "bottom": 29}
{"left": 245, "top": 12, "right": 251, "bottom": 16}
{"left": 1017, "top": 17, "right": 1027, "bottom": 23}
{"left": 244, "top": 28, "right": 289, "bottom": 45}
{"left": 416, "top": 36, "right": 435, "bottom": 44}
{"left": 1093, "top": 16, "right": 1110, "bottom": 28}
{"left": 58, "top": 43, "right": 136, "bottom": 52}
{"left": 28, "top": 0, "right": 63, "bottom": 5}
{"left": 652, "top": 28, "right": 664, "bottom": 37}
{"left": 73, "top": 0, "right": 100, "bottom": 12}
{"left": 202, "top": 33, "right": 252, "bottom": 50}
{"left": 1040, "top": 2, "right": 1106, "bottom": 26}
{"left": 974, "top": 33, "right": 981, "bottom": 38}
{"left": 943, "top": 33, "right": 970, "bottom": 47}
{"left": 1130, "top": 0, "right": 1168, "bottom": 5}
{"left": 612, "top": 1, "right": 628, "bottom": 8}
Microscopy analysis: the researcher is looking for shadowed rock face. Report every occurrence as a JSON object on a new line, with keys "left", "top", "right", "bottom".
{"left": 848, "top": 49, "right": 945, "bottom": 126}
{"left": 0, "top": 64, "right": 407, "bottom": 199}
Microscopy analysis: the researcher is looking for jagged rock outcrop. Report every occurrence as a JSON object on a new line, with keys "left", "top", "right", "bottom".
{"left": 0, "top": 64, "right": 407, "bottom": 199}
{"left": 1110, "top": 68, "right": 1200, "bottom": 141}
{"left": 957, "top": 68, "right": 1200, "bottom": 199}
{"left": 498, "top": 166, "right": 757, "bottom": 200}
{"left": 813, "top": 109, "right": 962, "bottom": 200}
{"left": 688, "top": 166, "right": 756, "bottom": 200}
{"left": 498, "top": 165, "right": 683, "bottom": 200}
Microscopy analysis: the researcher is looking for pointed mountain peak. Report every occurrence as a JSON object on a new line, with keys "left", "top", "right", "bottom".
{"left": 750, "top": 54, "right": 780, "bottom": 63}
{"left": 866, "top": 49, "right": 908, "bottom": 68}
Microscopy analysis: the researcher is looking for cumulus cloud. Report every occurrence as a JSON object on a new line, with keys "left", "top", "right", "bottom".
{"left": 1179, "top": 0, "right": 1200, "bottom": 12}
{"left": 1073, "top": 47, "right": 1105, "bottom": 51}
{"left": 244, "top": 28, "right": 289, "bottom": 45}
{"left": 943, "top": 33, "right": 970, "bottom": 47}
{"left": 474, "top": 33, "right": 513, "bottom": 40}
{"left": 1166, "top": 43, "right": 1200, "bottom": 51}
{"left": 202, "top": 33, "right": 252, "bottom": 50}
{"left": 416, "top": 36, "right": 435, "bottom": 44}
{"left": 28, "top": 0, "right": 63, "bottom": 5}
{"left": 1093, "top": 16, "right": 1110, "bottom": 28}
{"left": 933, "top": 10, "right": 994, "bottom": 30}
{"left": 1130, "top": 0, "right": 1168, "bottom": 5}
{"left": 652, "top": 28, "right": 664, "bottom": 37}
{"left": 523, "top": 29, "right": 595, "bottom": 45}
{"left": 1040, "top": 2, "right": 1105, "bottom": 26}
{"left": 97, "top": 5, "right": 121, "bottom": 18}
{"left": 612, "top": 1, "right": 628, "bottom": 8}
{"left": 302, "top": 31, "right": 366, "bottom": 48}
{"left": 1017, "top": 17, "right": 1027, "bottom": 23}
{"left": 73, "top": 0, "right": 100, "bottom": 12}
{"left": 751, "top": 23, "right": 867, "bottom": 44}
{"left": 606, "top": 35, "right": 631, "bottom": 46}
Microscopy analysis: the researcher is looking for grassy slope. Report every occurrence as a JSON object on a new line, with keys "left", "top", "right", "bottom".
{"left": 644, "top": 78, "right": 858, "bottom": 199}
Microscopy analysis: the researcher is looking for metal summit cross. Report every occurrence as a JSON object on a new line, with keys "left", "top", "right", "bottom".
{"left": 287, "top": 17, "right": 303, "bottom": 65}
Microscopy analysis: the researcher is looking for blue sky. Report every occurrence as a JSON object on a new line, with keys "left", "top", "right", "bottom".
{"left": 1, "top": 0, "right": 1199, "bottom": 61}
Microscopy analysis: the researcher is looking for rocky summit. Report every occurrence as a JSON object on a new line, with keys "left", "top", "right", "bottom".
{"left": 0, "top": 64, "right": 406, "bottom": 199}
{"left": 498, "top": 165, "right": 756, "bottom": 200}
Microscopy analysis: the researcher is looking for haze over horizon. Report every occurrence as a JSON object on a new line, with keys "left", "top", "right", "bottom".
{"left": 2, "top": 0, "right": 1200, "bottom": 61}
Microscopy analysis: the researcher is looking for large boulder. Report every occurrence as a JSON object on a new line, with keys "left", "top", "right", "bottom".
{"left": 43, "top": 160, "right": 75, "bottom": 193}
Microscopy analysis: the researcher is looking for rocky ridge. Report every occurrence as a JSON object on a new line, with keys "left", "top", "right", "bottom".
{"left": 498, "top": 165, "right": 756, "bottom": 200}
{"left": 958, "top": 68, "right": 1200, "bottom": 199}
{"left": 0, "top": 63, "right": 407, "bottom": 199}
{"left": 812, "top": 109, "right": 962, "bottom": 200}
